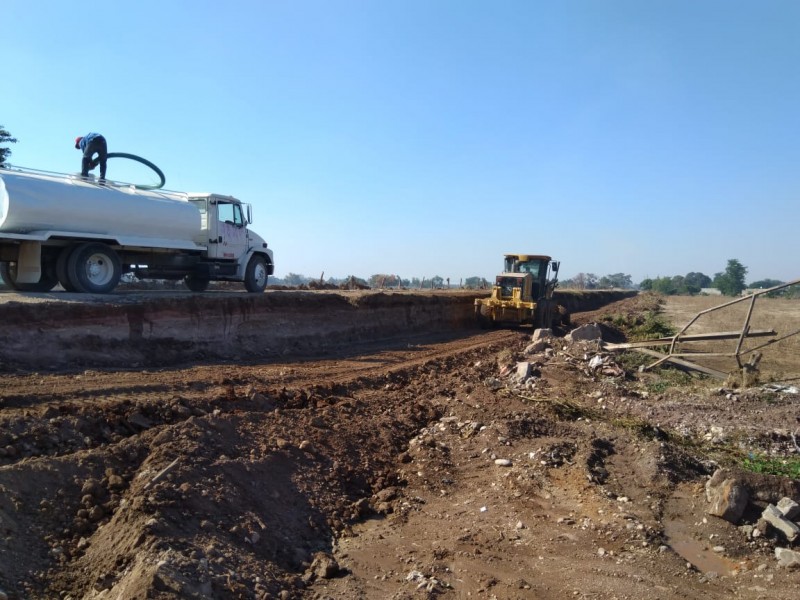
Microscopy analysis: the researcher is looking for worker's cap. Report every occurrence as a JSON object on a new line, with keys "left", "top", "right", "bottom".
{"left": 74, "top": 136, "right": 82, "bottom": 149}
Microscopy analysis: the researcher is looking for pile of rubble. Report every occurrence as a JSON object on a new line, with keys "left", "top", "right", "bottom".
{"left": 487, "top": 322, "right": 800, "bottom": 573}
{"left": 706, "top": 469, "right": 800, "bottom": 569}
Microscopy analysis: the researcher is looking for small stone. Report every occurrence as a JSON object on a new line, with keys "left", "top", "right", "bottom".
{"left": 775, "top": 547, "right": 800, "bottom": 569}
{"left": 310, "top": 552, "right": 340, "bottom": 579}
{"left": 494, "top": 459, "right": 513, "bottom": 467}
{"left": 597, "top": 547, "right": 606, "bottom": 557}
{"left": 777, "top": 497, "right": 800, "bottom": 521}
{"left": 712, "top": 546, "right": 725, "bottom": 553}
{"left": 762, "top": 504, "right": 800, "bottom": 542}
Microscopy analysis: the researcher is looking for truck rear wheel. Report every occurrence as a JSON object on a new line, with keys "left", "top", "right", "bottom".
{"left": 244, "top": 254, "right": 268, "bottom": 293}
{"left": 184, "top": 274, "right": 210, "bottom": 292}
{"left": 67, "top": 243, "right": 122, "bottom": 294}
{"left": 56, "top": 246, "right": 81, "bottom": 292}
{"left": 0, "top": 258, "right": 59, "bottom": 292}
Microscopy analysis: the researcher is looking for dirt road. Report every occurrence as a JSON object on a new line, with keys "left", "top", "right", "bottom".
{"left": 1, "top": 294, "right": 798, "bottom": 599}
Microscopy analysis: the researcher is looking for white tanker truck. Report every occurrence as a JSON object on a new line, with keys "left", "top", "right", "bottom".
{"left": 0, "top": 167, "right": 274, "bottom": 294}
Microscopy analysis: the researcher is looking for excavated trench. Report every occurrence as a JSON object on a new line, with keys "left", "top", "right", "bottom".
{"left": 0, "top": 289, "right": 635, "bottom": 370}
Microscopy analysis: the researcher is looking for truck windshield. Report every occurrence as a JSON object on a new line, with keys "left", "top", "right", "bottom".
{"left": 505, "top": 257, "right": 542, "bottom": 276}
{"left": 519, "top": 261, "right": 541, "bottom": 276}
{"left": 218, "top": 202, "right": 244, "bottom": 226}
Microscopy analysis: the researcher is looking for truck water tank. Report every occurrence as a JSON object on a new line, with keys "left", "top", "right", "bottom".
{"left": 0, "top": 170, "right": 202, "bottom": 244}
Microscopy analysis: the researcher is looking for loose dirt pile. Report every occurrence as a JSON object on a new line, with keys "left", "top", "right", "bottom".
{"left": 0, "top": 295, "right": 799, "bottom": 599}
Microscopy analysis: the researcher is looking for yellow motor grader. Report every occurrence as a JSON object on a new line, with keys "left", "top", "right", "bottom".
{"left": 475, "top": 254, "right": 565, "bottom": 328}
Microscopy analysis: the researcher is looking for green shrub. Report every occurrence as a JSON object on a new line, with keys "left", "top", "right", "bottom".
{"left": 742, "top": 454, "right": 800, "bottom": 479}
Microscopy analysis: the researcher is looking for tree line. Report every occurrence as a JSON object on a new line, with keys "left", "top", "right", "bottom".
{"left": 276, "top": 273, "right": 474, "bottom": 289}
{"left": 274, "top": 258, "right": 797, "bottom": 297}
{"left": 564, "top": 259, "right": 797, "bottom": 298}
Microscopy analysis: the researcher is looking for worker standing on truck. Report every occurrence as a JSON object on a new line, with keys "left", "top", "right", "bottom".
{"left": 74, "top": 133, "right": 107, "bottom": 182}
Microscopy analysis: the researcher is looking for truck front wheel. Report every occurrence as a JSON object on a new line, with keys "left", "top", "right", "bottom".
{"left": 67, "top": 243, "right": 122, "bottom": 294}
{"left": 244, "top": 255, "right": 268, "bottom": 293}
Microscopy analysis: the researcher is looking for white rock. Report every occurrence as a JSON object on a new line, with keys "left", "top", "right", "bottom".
{"left": 515, "top": 362, "right": 532, "bottom": 381}
{"left": 494, "top": 459, "right": 513, "bottom": 467}
{"left": 566, "top": 323, "right": 603, "bottom": 342}
{"left": 775, "top": 547, "right": 800, "bottom": 569}
{"left": 777, "top": 497, "right": 800, "bottom": 521}
{"left": 763, "top": 504, "right": 800, "bottom": 542}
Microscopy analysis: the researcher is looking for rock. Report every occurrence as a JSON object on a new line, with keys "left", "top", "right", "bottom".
{"left": 310, "top": 552, "right": 340, "bottom": 579}
{"left": 494, "top": 459, "right": 513, "bottom": 467}
{"left": 775, "top": 547, "right": 800, "bottom": 569}
{"left": 524, "top": 340, "right": 548, "bottom": 355}
{"left": 127, "top": 412, "right": 152, "bottom": 429}
{"left": 705, "top": 470, "right": 749, "bottom": 524}
{"left": 566, "top": 323, "right": 603, "bottom": 342}
{"left": 0, "top": 589, "right": 7, "bottom": 600}
{"left": 515, "top": 362, "right": 532, "bottom": 381}
{"left": 374, "top": 487, "right": 398, "bottom": 503}
{"left": 484, "top": 377, "right": 503, "bottom": 391}
{"left": 107, "top": 474, "right": 126, "bottom": 491}
{"left": 531, "top": 328, "right": 553, "bottom": 342}
{"left": 81, "top": 478, "right": 102, "bottom": 497}
{"left": 777, "top": 497, "right": 800, "bottom": 521}
{"left": 762, "top": 504, "right": 800, "bottom": 542}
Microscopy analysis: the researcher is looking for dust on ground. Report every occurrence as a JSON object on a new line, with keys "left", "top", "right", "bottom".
{"left": 1, "top": 294, "right": 799, "bottom": 599}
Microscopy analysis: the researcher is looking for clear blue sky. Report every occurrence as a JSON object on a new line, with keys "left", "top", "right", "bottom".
{"left": 4, "top": 0, "right": 799, "bottom": 284}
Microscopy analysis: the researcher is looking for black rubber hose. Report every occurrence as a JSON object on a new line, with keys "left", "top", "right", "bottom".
{"left": 106, "top": 152, "right": 166, "bottom": 190}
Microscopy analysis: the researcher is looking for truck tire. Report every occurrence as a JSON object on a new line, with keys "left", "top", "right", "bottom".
{"left": 0, "top": 258, "right": 59, "bottom": 292}
{"left": 184, "top": 274, "right": 210, "bottom": 292}
{"left": 56, "top": 246, "right": 81, "bottom": 292}
{"left": 67, "top": 243, "right": 122, "bottom": 294}
{"left": 243, "top": 254, "right": 268, "bottom": 293}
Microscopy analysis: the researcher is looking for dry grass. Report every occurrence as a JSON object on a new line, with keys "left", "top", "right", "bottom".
{"left": 660, "top": 295, "right": 800, "bottom": 383}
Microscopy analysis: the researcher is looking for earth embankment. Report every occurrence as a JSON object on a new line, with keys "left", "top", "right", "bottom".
{"left": 0, "top": 289, "right": 635, "bottom": 370}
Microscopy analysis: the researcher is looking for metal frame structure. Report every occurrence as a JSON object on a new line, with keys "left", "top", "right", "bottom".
{"left": 602, "top": 279, "right": 800, "bottom": 380}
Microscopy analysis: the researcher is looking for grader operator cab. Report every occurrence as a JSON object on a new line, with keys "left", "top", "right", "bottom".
{"left": 475, "top": 254, "right": 565, "bottom": 328}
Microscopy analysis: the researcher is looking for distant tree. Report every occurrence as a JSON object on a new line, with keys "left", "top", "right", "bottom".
{"left": 283, "top": 272, "right": 307, "bottom": 286}
{"left": 368, "top": 274, "right": 400, "bottom": 288}
{"left": 651, "top": 276, "right": 679, "bottom": 295}
{"left": 639, "top": 278, "right": 653, "bottom": 291}
{"left": 410, "top": 277, "right": 422, "bottom": 288}
{"left": 748, "top": 279, "right": 784, "bottom": 290}
{"left": 568, "top": 273, "right": 599, "bottom": 290}
{"left": 464, "top": 276, "right": 485, "bottom": 288}
{"left": 430, "top": 275, "right": 444, "bottom": 288}
{"left": 713, "top": 259, "right": 748, "bottom": 296}
{"left": 684, "top": 272, "right": 712, "bottom": 291}
{"left": 598, "top": 273, "right": 633, "bottom": 289}
{"left": 0, "top": 125, "right": 17, "bottom": 167}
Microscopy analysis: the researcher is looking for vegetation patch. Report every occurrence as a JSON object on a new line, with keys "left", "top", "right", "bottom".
{"left": 741, "top": 453, "right": 800, "bottom": 479}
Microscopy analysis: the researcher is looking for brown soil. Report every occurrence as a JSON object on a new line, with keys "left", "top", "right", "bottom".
{"left": 1, "top": 294, "right": 799, "bottom": 599}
